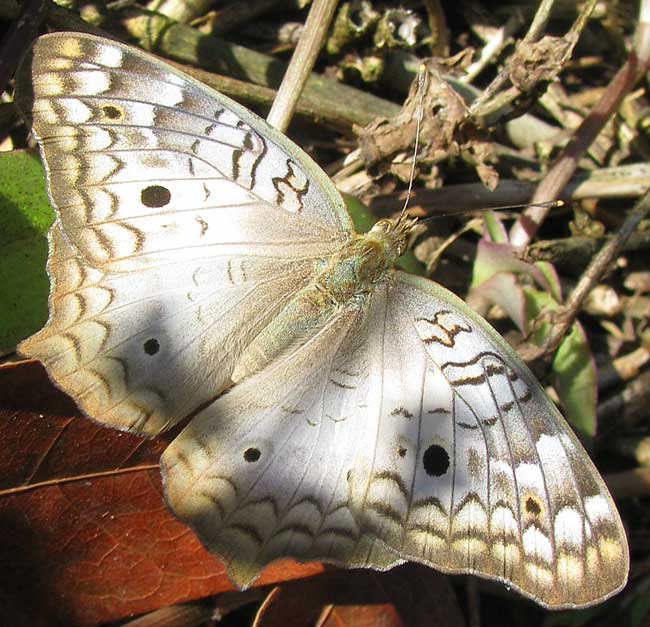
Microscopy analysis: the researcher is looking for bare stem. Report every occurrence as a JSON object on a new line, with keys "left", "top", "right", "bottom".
{"left": 522, "top": 0, "right": 557, "bottom": 42}
{"left": 510, "top": 54, "right": 650, "bottom": 247}
{"left": 266, "top": 0, "right": 339, "bottom": 133}
{"left": 510, "top": 7, "right": 650, "bottom": 247}
{"left": 0, "top": 0, "right": 49, "bottom": 94}
{"left": 469, "top": 0, "right": 558, "bottom": 116}
{"left": 470, "top": 0, "right": 597, "bottom": 122}
{"left": 542, "top": 189, "right": 650, "bottom": 355}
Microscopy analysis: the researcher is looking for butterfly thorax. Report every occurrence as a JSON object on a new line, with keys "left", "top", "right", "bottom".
{"left": 231, "top": 219, "right": 410, "bottom": 383}
{"left": 317, "top": 227, "right": 403, "bottom": 301}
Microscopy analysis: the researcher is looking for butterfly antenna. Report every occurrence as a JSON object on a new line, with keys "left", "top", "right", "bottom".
{"left": 396, "top": 64, "right": 428, "bottom": 230}
{"left": 417, "top": 199, "right": 565, "bottom": 225}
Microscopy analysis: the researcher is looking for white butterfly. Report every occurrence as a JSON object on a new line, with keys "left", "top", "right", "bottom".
{"left": 17, "top": 32, "right": 628, "bottom": 608}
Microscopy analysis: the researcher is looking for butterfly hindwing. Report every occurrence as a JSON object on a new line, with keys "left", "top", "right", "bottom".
{"left": 21, "top": 223, "right": 322, "bottom": 433}
{"left": 349, "top": 271, "right": 628, "bottom": 608}
{"left": 162, "top": 302, "right": 403, "bottom": 584}
{"left": 163, "top": 270, "right": 628, "bottom": 608}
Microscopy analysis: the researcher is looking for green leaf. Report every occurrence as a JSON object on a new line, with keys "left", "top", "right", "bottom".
{"left": 553, "top": 320, "right": 597, "bottom": 440}
{"left": 342, "top": 192, "right": 377, "bottom": 234}
{"left": 470, "top": 239, "right": 550, "bottom": 291}
{"left": 0, "top": 150, "right": 54, "bottom": 355}
{"left": 524, "top": 287, "right": 597, "bottom": 438}
{"left": 471, "top": 272, "right": 528, "bottom": 333}
{"left": 484, "top": 210, "right": 508, "bottom": 243}
{"left": 534, "top": 260, "right": 563, "bottom": 302}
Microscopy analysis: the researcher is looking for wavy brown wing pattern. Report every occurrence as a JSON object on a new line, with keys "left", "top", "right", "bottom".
{"left": 17, "top": 32, "right": 352, "bottom": 434}
{"left": 349, "top": 272, "right": 628, "bottom": 608}
{"left": 163, "top": 303, "right": 404, "bottom": 586}
{"left": 162, "top": 272, "right": 628, "bottom": 609}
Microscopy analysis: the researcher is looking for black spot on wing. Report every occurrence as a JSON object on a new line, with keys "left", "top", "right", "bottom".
{"left": 143, "top": 338, "right": 160, "bottom": 355}
{"left": 423, "top": 444, "right": 450, "bottom": 477}
{"left": 525, "top": 496, "right": 542, "bottom": 517}
{"left": 244, "top": 447, "right": 261, "bottom": 462}
{"left": 141, "top": 185, "right": 171, "bottom": 208}
{"left": 102, "top": 104, "right": 122, "bottom": 120}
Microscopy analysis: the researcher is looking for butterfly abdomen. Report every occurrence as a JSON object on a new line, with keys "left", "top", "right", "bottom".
{"left": 231, "top": 233, "right": 394, "bottom": 383}
{"left": 231, "top": 279, "right": 345, "bottom": 383}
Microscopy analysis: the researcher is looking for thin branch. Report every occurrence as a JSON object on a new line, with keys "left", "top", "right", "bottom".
{"left": 510, "top": 6, "right": 650, "bottom": 247}
{"left": 522, "top": 0, "right": 557, "bottom": 42}
{"left": 117, "top": 5, "right": 400, "bottom": 131}
{"left": 266, "top": 0, "right": 339, "bottom": 133}
{"left": 470, "top": 0, "right": 597, "bottom": 121}
{"left": 461, "top": 11, "right": 525, "bottom": 84}
{"left": 510, "top": 56, "right": 650, "bottom": 246}
{"left": 0, "top": 0, "right": 49, "bottom": 94}
{"left": 542, "top": 189, "right": 650, "bottom": 355}
{"left": 468, "top": 0, "right": 559, "bottom": 115}
{"left": 365, "top": 162, "right": 650, "bottom": 215}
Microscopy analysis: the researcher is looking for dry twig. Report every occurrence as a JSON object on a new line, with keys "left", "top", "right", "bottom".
{"left": 542, "top": 189, "right": 650, "bottom": 355}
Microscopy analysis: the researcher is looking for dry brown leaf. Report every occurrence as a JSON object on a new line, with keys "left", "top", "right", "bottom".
{"left": 0, "top": 361, "right": 326, "bottom": 625}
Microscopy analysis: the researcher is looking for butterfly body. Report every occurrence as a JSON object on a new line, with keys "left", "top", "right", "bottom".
{"left": 17, "top": 32, "right": 628, "bottom": 609}
{"left": 233, "top": 218, "right": 409, "bottom": 380}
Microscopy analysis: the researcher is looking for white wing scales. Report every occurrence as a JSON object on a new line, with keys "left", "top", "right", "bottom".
{"left": 18, "top": 35, "right": 350, "bottom": 272}
{"left": 21, "top": 34, "right": 351, "bottom": 234}
{"left": 163, "top": 271, "right": 627, "bottom": 608}
{"left": 22, "top": 223, "right": 319, "bottom": 433}
{"left": 350, "top": 272, "right": 628, "bottom": 608}
{"left": 17, "top": 32, "right": 353, "bottom": 434}
{"left": 163, "top": 304, "right": 402, "bottom": 584}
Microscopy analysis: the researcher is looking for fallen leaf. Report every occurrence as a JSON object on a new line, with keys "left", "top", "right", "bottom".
{"left": 254, "top": 564, "right": 464, "bottom": 627}
{"left": 0, "top": 361, "right": 325, "bottom": 625}
{"left": 355, "top": 60, "right": 497, "bottom": 187}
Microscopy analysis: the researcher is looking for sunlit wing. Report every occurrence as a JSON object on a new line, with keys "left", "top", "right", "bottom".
{"left": 17, "top": 33, "right": 353, "bottom": 434}
{"left": 162, "top": 271, "right": 628, "bottom": 608}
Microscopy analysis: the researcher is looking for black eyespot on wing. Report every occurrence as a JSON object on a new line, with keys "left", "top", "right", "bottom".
{"left": 525, "top": 496, "right": 542, "bottom": 516}
{"left": 141, "top": 185, "right": 171, "bottom": 208}
{"left": 398, "top": 446, "right": 407, "bottom": 458}
{"left": 143, "top": 338, "right": 160, "bottom": 355}
{"left": 423, "top": 444, "right": 450, "bottom": 477}
{"left": 102, "top": 104, "right": 122, "bottom": 120}
{"left": 244, "top": 447, "right": 261, "bottom": 463}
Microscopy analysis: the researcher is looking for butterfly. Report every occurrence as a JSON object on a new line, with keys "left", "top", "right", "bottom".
{"left": 15, "top": 31, "right": 628, "bottom": 609}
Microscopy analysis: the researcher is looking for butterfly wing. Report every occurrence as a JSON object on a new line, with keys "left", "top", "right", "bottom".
{"left": 348, "top": 271, "right": 628, "bottom": 608}
{"left": 162, "top": 271, "right": 627, "bottom": 608}
{"left": 162, "top": 294, "right": 405, "bottom": 585}
{"left": 17, "top": 32, "right": 353, "bottom": 434}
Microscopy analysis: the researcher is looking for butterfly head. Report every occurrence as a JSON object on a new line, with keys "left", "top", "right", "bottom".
{"left": 369, "top": 216, "right": 418, "bottom": 263}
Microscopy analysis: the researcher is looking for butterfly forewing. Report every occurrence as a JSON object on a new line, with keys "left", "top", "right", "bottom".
{"left": 17, "top": 34, "right": 353, "bottom": 271}
{"left": 17, "top": 32, "right": 352, "bottom": 433}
